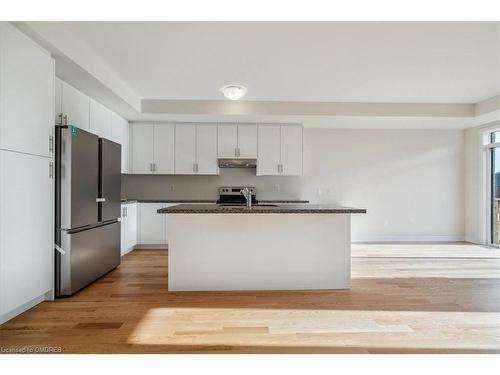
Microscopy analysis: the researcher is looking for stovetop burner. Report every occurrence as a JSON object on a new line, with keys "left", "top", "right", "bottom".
{"left": 217, "top": 186, "right": 258, "bottom": 205}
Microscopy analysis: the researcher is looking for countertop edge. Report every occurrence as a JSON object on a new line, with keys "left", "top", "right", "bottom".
{"left": 122, "top": 199, "right": 310, "bottom": 204}
{"left": 157, "top": 204, "right": 367, "bottom": 214}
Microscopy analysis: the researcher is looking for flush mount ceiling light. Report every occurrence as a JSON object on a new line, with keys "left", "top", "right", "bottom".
{"left": 220, "top": 85, "right": 247, "bottom": 100}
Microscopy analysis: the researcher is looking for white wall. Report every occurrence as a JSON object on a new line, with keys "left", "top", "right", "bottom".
{"left": 465, "top": 126, "right": 483, "bottom": 244}
{"left": 123, "top": 128, "right": 465, "bottom": 242}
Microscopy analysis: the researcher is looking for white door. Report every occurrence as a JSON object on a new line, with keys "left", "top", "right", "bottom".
{"left": 61, "top": 81, "right": 90, "bottom": 131}
{"left": 237, "top": 125, "right": 258, "bottom": 159}
{"left": 0, "top": 23, "right": 54, "bottom": 157}
{"left": 280, "top": 125, "right": 303, "bottom": 175}
{"left": 138, "top": 203, "right": 166, "bottom": 245}
{"left": 0, "top": 150, "right": 53, "bottom": 315}
{"left": 175, "top": 124, "right": 196, "bottom": 174}
{"left": 154, "top": 124, "right": 175, "bottom": 174}
{"left": 131, "top": 123, "right": 154, "bottom": 174}
{"left": 89, "top": 99, "right": 111, "bottom": 139}
{"left": 111, "top": 112, "right": 129, "bottom": 173}
{"left": 217, "top": 124, "right": 237, "bottom": 158}
{"left": 196, "top": 124, "right": 218, "bottom": 175}
{"left": 257, "top": 125, "right": 281, "bottom": 175}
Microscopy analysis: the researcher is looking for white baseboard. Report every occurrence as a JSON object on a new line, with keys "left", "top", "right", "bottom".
{"left": 0, "top": 293, "right": 48, "bottom": 325}
{"left": 120, "top": 245, "right": 136, "bottom": 256}
{"left": 352, "top": 235, "right": 465, "bottom": 243}
{"left": 134, "top": 244, "right": 168, "bottom": 249}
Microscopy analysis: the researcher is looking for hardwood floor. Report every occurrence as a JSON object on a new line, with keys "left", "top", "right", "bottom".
{"left": 1, "top": 243, "right": 499, "bottom": 354}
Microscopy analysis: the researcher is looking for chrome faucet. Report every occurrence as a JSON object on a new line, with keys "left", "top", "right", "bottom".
{"left": 241, "top": 187, "right": 252, "bottom": 208}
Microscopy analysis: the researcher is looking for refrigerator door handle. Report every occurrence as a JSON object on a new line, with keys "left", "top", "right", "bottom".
{"left": 96, "top": 198, "right": 106, "bottom": 202}
{"left": 54, "top": 244, "right": 66, "bottom": 255}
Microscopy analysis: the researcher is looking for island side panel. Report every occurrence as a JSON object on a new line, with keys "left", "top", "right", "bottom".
{"left": 168, "top": 213, "right": 351, "bottom": 291}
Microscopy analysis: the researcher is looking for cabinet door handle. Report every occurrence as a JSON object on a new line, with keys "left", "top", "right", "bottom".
{"left": 49, "top": 136, "right": 54, "bottom": 153}
{"left": 49, "top": 162, "right": 54, "bottom": 178}
{"left": 196, "top": 163, "right": 199, "bottom": 173}
{"left": 63, "top": 115, "right": 68, "bottom": 126}
{"left": 193, "top": 163, "right": 196, "bottom": 173}
{"left": 235, "top": 147, "right": 238, "bottom": 157}
{"left": 57, "top": 114, "right": 63, "bottom": 126}
{"left": 153, "top": 163, "right": 156, "bottom": 172}
{"left": 150, "top": 163, "right": 153, "bottom": 172}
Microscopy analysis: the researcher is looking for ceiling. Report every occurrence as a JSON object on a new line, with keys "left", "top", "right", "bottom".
{"left": 35, "top": 21, "right": 499, "bottom": 104}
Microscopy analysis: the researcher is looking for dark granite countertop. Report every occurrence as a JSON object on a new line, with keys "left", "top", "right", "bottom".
{"left": 121, "top": 199, "right": 216, "bottom": 204}
{"left": 157, "top": 204, "right": 366, "bottom": 214}
{"left": 121, "top": 199, "right": 310, "bottom": 204}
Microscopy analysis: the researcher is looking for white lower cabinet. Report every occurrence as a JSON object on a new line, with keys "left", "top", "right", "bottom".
{"left": 0, "top": 150, "right": 53, "bottom": 320}
{"left": 120, "top": 203, "right": 137, "bottom": 255}
{"left": 137, "top": 203, "right": 178, "bottom": 247}
{"left": 138, "top": 203, "right": 167, "bottom": 246}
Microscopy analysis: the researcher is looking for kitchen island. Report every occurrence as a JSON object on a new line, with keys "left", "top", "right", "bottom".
{"left": 158, "top": 204, "right": 366, "bottom": 291}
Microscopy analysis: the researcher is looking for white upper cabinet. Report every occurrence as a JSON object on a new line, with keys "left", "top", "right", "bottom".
{"left": 131, "top": 123, "right": 175, "bottom": 174}
{"left": 280, "top": 125, "right": 303, "bottom": 176}
{"left": 0, "top": 23, "right": 54, "bottom": 157}
{"left": 59, "top": 80, "right": 90, "bottom": 131}
{"left": 237, "top": 125, "right": 258, "bottom": 159}
{"left": 217, "top": 124, "right": 257, "bottom": 159}
{"left": 89, "top": 99, "right": 111, "bottom": 139}
{"left": 55, "top": 78, "right": 62, "bottom": 127}
{"left": 57, "top": 78, "right": 130, "bottom": 173}
{"left": 111, "top": 112, "right": 130, "bottom": 173}
{"left": 129, "top": 121, "right": 301, "bottom": 176}
{"left": 154, "top": 124, "right": 175, "bottom": 174}
{"left": 175, "top": 124, "right": 218, "bottom": 175}
{"left": 257, "top": 124, "right": 303, "bottom": 176}
{"left": 132, "top": 123, "right": 154, "bottom": 174}
{"left": 257, "top": 125, "right": 281, "bottom": 175}
{"left": 175, "top": 124, "right": 196, "bottom": 174}
{"left": 196, "top": 124, "right": 218, "bottom": 175}
{"left": 217, "top": 124, "right": 238, "bottom": 158}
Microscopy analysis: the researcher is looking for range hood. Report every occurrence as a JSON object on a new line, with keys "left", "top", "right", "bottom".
{"left": 218, "top": 158, "right": 257, "bottom": 168}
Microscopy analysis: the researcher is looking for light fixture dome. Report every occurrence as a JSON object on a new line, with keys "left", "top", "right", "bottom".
{"left": 220, "top": 85, "right": 247, "bottom": 100}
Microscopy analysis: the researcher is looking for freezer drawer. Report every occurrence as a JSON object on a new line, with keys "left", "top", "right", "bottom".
{"left": 58, "top": 221, "right": 120, "bottom": 296}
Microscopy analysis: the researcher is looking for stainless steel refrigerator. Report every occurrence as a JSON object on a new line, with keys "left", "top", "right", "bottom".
{"left": 55, "top": 125, "right": 121, "bottom": 297}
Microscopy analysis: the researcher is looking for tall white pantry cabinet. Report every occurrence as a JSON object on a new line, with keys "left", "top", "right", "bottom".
{"left": 0, "top": 23, "right": 55, "bottom": 324}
